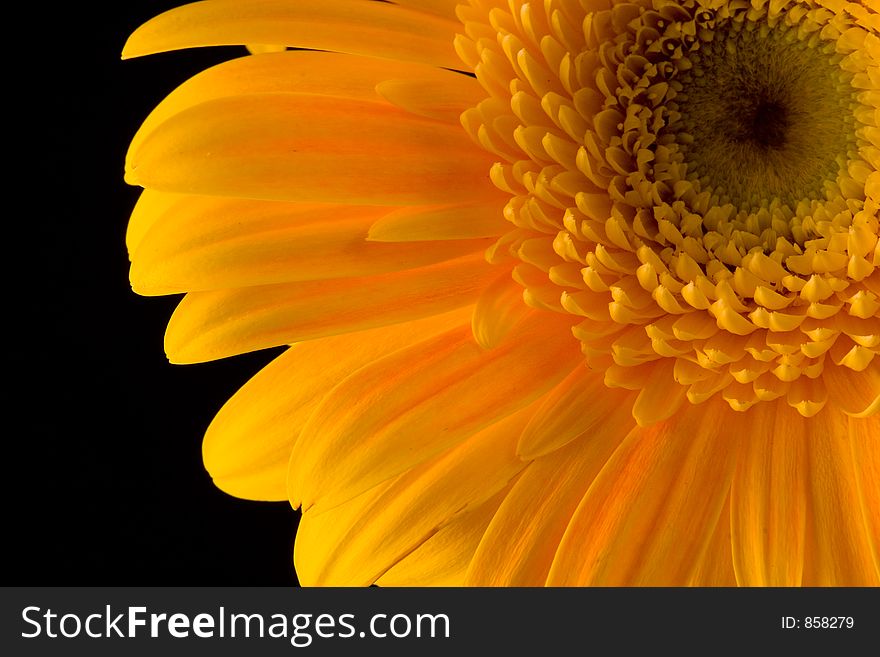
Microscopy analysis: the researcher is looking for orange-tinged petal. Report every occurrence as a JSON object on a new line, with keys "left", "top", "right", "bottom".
{"left": 823, "top": 362, "right": 880, "bottom": 417}
{"left": 517, "top": 364, "right": 637, "bottom": 459}
{"left": 202, "top": 308, "right": 472, "bottom": 501}
{"left": 130, "top": 193, "right": 491, "bottom": 294}
{"left": 129, "top": 51, "right": 462, "bottom": 160}
{"left": 631, "top": 358, "right": 688, "bottom": 426}
{"left": 377, "top": 486, "right": 511, "bottom": 587}
{"left": 546, "top": 398, "right": 742, "bottom": 585}
{"left": 165, "top": 252, "right": 495, "bottom": 363}
{"left": 367, "top": 200, "right": 509, "bottom": 243}
{"left": 289, "top": 312, "right": 579, "bottom": 511}
{"left": 730, "top": 403, "right": 808, "bottom": 586}
{"left": 294, "top": 480, "right": 395, "bottom": 586}
{"left": 376, "top": 70, "right": 486, "bottom": 123}
{"left": 294, "top": 408, "right": 529, "bottom": 586}
{"left": 688, "top": 497, "right": 737, "bottom": 586}
{"left": 465, "top": 419, "right": 634, "bottom": 586}
{"left": 125, "top": 95, "right": 496, "bottom": 206}
{"left": 850, "top": 416, "right": 880, "bottom": 575}
{"left": 391, "top": 0, "right": 459, "bottom": 20}
{"left": 803, "top": 410, "right": 880, "bottom": 585}
{"left": 127, "top": 190, "right": 185, "bottom": 256}
{"left": 122, "top": 0, "right": 462, "bottom": 69}
{"left": 471, "top": 271, "right": 532, "bottom": 349}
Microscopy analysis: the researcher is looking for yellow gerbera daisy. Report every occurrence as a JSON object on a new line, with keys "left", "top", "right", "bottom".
{"left": 123, "top": 0, "right": 879, "bottom": 586}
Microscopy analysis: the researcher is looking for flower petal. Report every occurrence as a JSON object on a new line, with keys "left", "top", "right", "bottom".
{"left": 367, "top": 200, "right": 509, "bottom": 243}
{"left": 850, "top": 416, "right": 880, "bottom": 575}
{"left": 546, "top": 398, "right": 742, "bottom": 585}
{"left": 823, "top": 362, "right": 880, "bottom": 418}
{"left": 730, "top": 403, "right": 808, "bottom": 586}
{"left": 289, "top": 312, "right": 579, "bottom": 511}
{"left": 517, "top": 364, "right": 637, "bottom": 459}
{"left": 470, "top": 271, "right": 533, "bottom": 349}
{"left": 803, "top": 410, "right": 880, "bottom": 585}
{"left": 202, "top": 309, "right": 471, "bottom": 501}
{"left": 122, "top": 0, "right": 462, "bottom": 69}
{"left": 376, "top": 70, "right": 486, "bottom": 123}
{"left": 465, "top": 421, "right": 632, "bottom": 586}
{"left": 125, "top": 94, "right": 496, "bottom": 206}
{"left": 127, "top": 190, "right": 184, "bottom": 257}
{"left": 631, "top": 358, "right": 688, "bottom": 426}
{"left": 376, "top": 486, "right": 511, "bottom": 587}
{"left": 129, "top": 51, "right": 465, "bottom": 163}
{"left": 294, "top": 408, "right": 529, "bottom": 586}
{"left": 129, "top": 193, "right": 491, "bottom": 294}
{"left": 164, "top": 253, "right": 495, "bottom": 363}
{"left": 688, "top": 497, "right": 737, "bottom": 586}
{"left": 391, "top": 0, "right": 459, "bottom": 20}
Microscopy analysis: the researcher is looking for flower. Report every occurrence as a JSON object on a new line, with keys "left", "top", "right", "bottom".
{"left": 124, "top": 0, "right": 879, "bottom": 586}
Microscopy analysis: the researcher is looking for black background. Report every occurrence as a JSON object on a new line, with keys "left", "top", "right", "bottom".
{"left": 13, "top": 2, "right": 299, "bottom": 584}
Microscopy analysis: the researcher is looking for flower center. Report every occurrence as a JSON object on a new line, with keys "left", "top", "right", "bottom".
{"left": 741, "top": 98, "right": 789, "bottom": 150}
{"left": 670, "top": 20, "right": 857, "bottom": 213}
{"left": 459, "top": 0, "right": 880, "bottom": 419}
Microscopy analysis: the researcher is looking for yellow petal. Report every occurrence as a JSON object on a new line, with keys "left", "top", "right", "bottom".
{"left": 730, "top": 403, "right": 808, "bottom": 585}
{"left": 294, "top": 408, "right": 530, "bottom": 586}
{"left": 294, "top": 479, "right": 396, "bottom": 587}
{"left": 376, "top": 69, "right": 486, "bottom": 123}
{"left": 245, "top": 44, "right": 287, "bottom": 55}
{"left": 130, "top": 193, "right": 491, "bottom": 294}
{"left": 546, "top": 397, "right": 742, "bottom": 585}
{"left": 377, "top": 486, "right": 511, "bottom": 587}
{"left": 129, "top": 51, "right": 461, "bottom": 161}
{"left": 823, "top": 361, "right": 880, "bottom": 417}
{"left": 803, "top": 410, "right": 880, "bottom": 585}
{"left": 850, "top": 416, "right": 880, "bottom": 576}
{"left": 125, "top": 94, "right": 495, "bottom": 206}
{"left": 202, "top": 308, "right": 471, "bottom": 500}
{"left": 165, "top": 252, "right": 495, "bottom": 363}
{"left": 465, "top": 422, "right": 632, "bottom": 586}
{"left": 122, "top": 0, "right": 462, "bottom": 69}
{"left": 470, "top": 271, "right": 532, "bottom": 350}
{"left": 517, "top": 364, "right": 637, "bottom": 459}
{"left": 127, "top": 190, "right": 185, "bottom": 257}
{"left": 289, "top": 312, "right": 579, "bottom": 511}
{"left": 631, "top": 358, "right": 688, "bottom": 426}
{"left": 688, "top": 497, "right": 737, "bottom": 586}
{"left": 367, "top": 200, "right": 509, "bottom": 242}
{"left": 390, "top": 0, "right": 459, "bottom": 20}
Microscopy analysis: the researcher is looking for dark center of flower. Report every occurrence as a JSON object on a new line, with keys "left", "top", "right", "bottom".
{"left": 737, "top": 97, "right": 789, "bottom": 150}
{"left": 670, "top": 21, "right": 857, "bottom": 213}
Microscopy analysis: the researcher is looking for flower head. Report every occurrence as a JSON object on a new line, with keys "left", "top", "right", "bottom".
{"left": 125, "top": 0, "right": 879, "bottom": 586}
